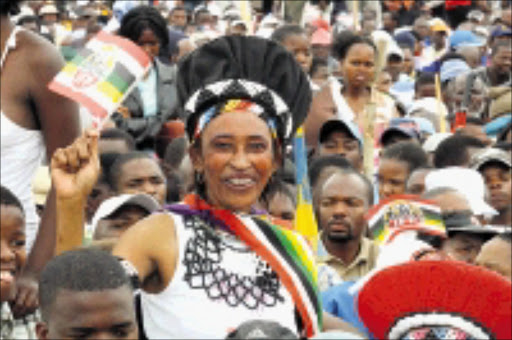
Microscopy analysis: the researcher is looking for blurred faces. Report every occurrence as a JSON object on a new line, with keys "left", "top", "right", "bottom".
{"left": 281, "top": 33, "right": 313, "bottom": 74}
{"left": 117, "top": 159, "right": 166, "bottom": 205}
{"left": 93, "top": 205, "right": 150, "bottom": 241}
{"left": 361, "top": 19, "right": 376, "bottom": 37}
{"left": 406, "top": 168, "right": 431, "bottom": 196}
{"left": 378, "top": 159, "right": 410, "bottom": 200}
{"left": 319, "top": 131, "right": 362, "bottom": 171}
{"left": 36, "top": 286, "right": 138, "bottom": 340}
{"left": 311, "top": 64, "right": 329, "bottom": 88}
{"left": 457, "top": 45, "right": 482, "bottom": 69}
{"left": 475, "top": 236, "right": 512, "bottom": 280}
{"left": 136, "top": 29, "right": 161, "bottom": 61}
{"left": 192, "top": 111, "right": 278, "bottom": 213}
{"left": 318, "top": 173, "right": 369, "bottom": 243}
{"left": 0, "top": 205, "right": 26, "bottom": 302}
{"left": 446, "top": 74, "right": 486, "bottom": 117}
{"left": 491, "top": 46, "right": 512, "bottom": 80}
{"left": 386, "top": 55, "right": 404, "bottom": 82}
{"left": 402, "top": 47, "right": 414, "bottom": 75}
{"left": 382, "top": 12, "right": 396, "bottom": 33}
{"left": 267, "top": 191, "right": 296, "bottom": 221}
{"left": 413, "top": 18, "right": 430, "bottom": 41}
{"left": 341, "top": 43, "right": 376, "bottom": 90}
{"left": 431, "top": 31, "right": 447, "bottom": 50}
{"left": 376, "top": 70, "right": 392, "bottom": 93}
{"left": 480, "top": 163, "right": 512, "bottom": 212}
{"left": 442, "top": 232, "right": 485, "bottom": 264}
{"left": 169, "top": 8, "right": 187, "bottom": 29}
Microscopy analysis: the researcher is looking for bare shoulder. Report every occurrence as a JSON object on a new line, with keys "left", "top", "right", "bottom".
{"left": 17, "top": 29, "right": 65, "bottom": 76}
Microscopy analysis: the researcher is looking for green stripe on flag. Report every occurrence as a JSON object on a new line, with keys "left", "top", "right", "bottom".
{"left": 105, "top": 62, "right": 135, "bottom": 94}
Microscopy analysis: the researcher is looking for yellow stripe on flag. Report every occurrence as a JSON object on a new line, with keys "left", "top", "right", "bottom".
{"left": 62, "top": 63, "right": 78, "bottom": 76}
{"left": 96, "top": 81, "right": 123, "bottom": 103}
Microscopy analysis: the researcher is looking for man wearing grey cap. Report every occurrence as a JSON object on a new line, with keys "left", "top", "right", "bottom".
{"left": 471, "top": 148, "right": 512, "bottom": 226}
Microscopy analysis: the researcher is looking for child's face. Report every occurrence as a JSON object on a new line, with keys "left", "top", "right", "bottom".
{"left": 0, "top": 205, "right": 26, "bottom": 302}
{"left": 282, "top": 34, "right": 313, "bottom": 74}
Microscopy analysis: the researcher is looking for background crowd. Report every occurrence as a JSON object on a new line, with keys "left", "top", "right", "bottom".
{"left": 1, "top": 0, "right": 511, "bottom": 339}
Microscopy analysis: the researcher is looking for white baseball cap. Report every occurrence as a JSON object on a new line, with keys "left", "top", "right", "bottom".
{"left": 425, "top": 167, "right": 498, "bottom": 217}
{"left": 422, "top": 133, "right": 452, "bottom": 153}
{"left": 91, "top": 193, "right": 160, "bottom": 230}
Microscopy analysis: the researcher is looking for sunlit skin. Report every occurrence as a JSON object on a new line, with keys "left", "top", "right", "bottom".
{"left": 406, "top": 168, "right": 431, "bottom": 196}
{"left": 0, "top": 205, "right": 26, "bottom": 302}
{"left": 281, "top": 33, "right": 313, "bottom": 74}
{"left": 36, "top": 287, "right": 138, "bottom": 340}
{"left": 475, "top": 237, "right": 512, "bottom": 280}
{"left": 377, "top": 159, "right": 410, "bottom": 200}
{"left": 191, "top": 111, "right": 279, "bottom": 213}
{"left": 117, "top": 159, "right": 167, "bottom": 205}
{"left": 136, "top": 28, "right": 160, "bottom": 61}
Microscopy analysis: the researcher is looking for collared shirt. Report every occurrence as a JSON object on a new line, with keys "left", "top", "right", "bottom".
{"left": 317, "top": 237, "right": 380, "bottom": 282}
{"left": 1, "top": 303, "right": 38, "bottom": 340}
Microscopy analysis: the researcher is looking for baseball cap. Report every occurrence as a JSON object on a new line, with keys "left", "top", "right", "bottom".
{"left": 31, "top": 166, "right": 51, "bottom": 206}
{"left": 379, "top": 118, "right": 421, "bottom": 146}
{"left": 425, "top": 167, "right": 498, "bottom": 217}
{"left": 394, "top": 31, "right": 416, "bottom": 51}
{"left": 311, "top": 28, "right": 331, "bottom": 46}
{"left": 491, "top": 27, "right": 512, "bottom": 39}
{"left": 226, "top": 320, "right": 297, "bottom": 339}
{"left": 442, "top": 210, "right": 506, "bottom": 237}
{"left": 449, "top": 30, "right": 486, "bottom": 49}
{"left": 467, "top": 10, "right": 485, "bottom": 23}
{"left": 91, "top": 193, "right": 160, "bottom": 230}
{"left": 430, "top": 18, "right": 450, "bottom": 32}
{"left": 439, "top": 59, "right": 470, "bottom": 83}
{"left": 39, "top": 4, "right": 59, "bottom": 16}
{"left": 319, "top": 119, "right": 363, "bottom": 147}
{"left": 410, "top": 117, "right": 435, "bottom": 136}
{"left": 470, "top": 147, "right": 512, "bottom": 171}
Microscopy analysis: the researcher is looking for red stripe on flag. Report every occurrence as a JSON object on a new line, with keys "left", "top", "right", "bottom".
{"left": 48, "top": 81, "right": 108, "bottom": 120}
{"left": 95, "top": 31, "right": 151, "bottom": 68}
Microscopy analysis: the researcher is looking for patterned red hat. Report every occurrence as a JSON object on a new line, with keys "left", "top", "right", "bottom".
{"left": 358, "top": 261, "right": 512, "bottom": 339}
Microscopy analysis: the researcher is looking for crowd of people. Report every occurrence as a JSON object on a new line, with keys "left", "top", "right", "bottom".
{"left": 1, "top": 0, "right": 511, "bottom": 339}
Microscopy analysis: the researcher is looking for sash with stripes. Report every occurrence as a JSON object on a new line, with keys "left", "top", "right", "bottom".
{"left": 168, "top": 194, "right": 323, "bottom": 337}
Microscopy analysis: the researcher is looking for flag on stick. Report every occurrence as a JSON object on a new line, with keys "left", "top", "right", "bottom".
{"left": 49, "top": 30, "right": 151, "bottom": 124}
{"left": 293, "top": 126, "right": 319, "bottom": 252}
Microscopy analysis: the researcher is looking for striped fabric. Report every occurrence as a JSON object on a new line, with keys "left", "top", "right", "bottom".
{"left": 181, "top": 194, "right": 322, "bottom": 337}
{"left": 366, "top": 195, "right": 446, "bottom": 245}
{"left": 49, "top": 30, "right": 151, "bottom": 122}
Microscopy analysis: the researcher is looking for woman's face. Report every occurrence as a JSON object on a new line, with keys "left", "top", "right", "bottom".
{"left": 137, "top": 28, "right": 161, "bottom": 60}
{"left": 192, "top": 111, "right": 279, "bottom": 212}
{"left": 341, "top": 43, "right": 376, "bottom": 89}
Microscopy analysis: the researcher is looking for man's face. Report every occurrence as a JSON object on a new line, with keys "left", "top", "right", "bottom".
{"left": 491, "top": 47, "right": 512, "bottom": 78}
{"left": 481, "top": 163, "right": 512, "bottom": 212}
{"left": 117, "top": 158, "right": 167, "bottom": 205}
{"left": 447, "top": 75, "right": 486, "bottom": 117}
{"left": 382, "top": 13, "right": 395, "bottom": 32}
{"left": 319, "top": 130, "right": 362, "bottom": 171}
{"left": 378, "top": 158, "right": 410, "bottom": 200}
{"left": 402, "top": 48, "right": 414, "bottom": 75}
{"left": 361, "top": 19, "right": 377, "bottom": 37}
{"left": 442, "top": 232, "right": 485, "bottom": 264}
{"left": 93, "top": 205, "right": 150, "bottom": 241}
{"left": 475, "top": 237, "right": 512, "bottom": 280}
{"left": 318, "top": 173, "right": 369, "bottom": 243}
{"left": 169, "top": 9, "right": 187, "bottom": 28}
{"left": 267, "top": 191, "right": 296, "bottom": 222}
{"left": 431, "top": 31, "right": 447, "bottom": 49}
{"left": 37, "top": 287, "right": 138, "bottom": 340}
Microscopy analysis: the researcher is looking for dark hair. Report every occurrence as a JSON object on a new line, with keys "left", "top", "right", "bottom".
{"left": 164, "top": 137, "right": 187, "bottom": 169}
{"left": 100, "top": 128, "right": 136, "bottom": 151}
{"left": 320, "top": 168, "right": 374, "bottom": 206}
{"left": 108, "top": 151, "right": 156, "bottom": 190}
{"left": 0, "top": 0, "right": 21, "bottom": 15}
{"left": 164, "top": 167, "right": 182, "bottom": 203}
{"left": 194, "top": 7, "right": 210, "bottom": 23}
{"left": 310, "top": 57, "right": 328, "bottom": 77}
{"left": 491, "top": 41, "right": 512, "bottom": 57}
{"left": 381, "top": 141, "right": 429, "bottom": 174}
{"left": 331, "top": 30, "right": 377, "bottom": 61}
{"left": 497, "top": 232, "right": 512, "bottom": 243}
{"left": 433, "top": 135, "right": 486, "bottom": 168}
{"left": 415, "top": 72, "right": 435, "bottom": 92}
{"left": 17, "top": 15, "right": 39, "bottom": 26}
{"left": 308, "top": 155, "right": 353, "bottom": 189}
{"left": 170, "top": 5, "right": 186, "bottom": 15}
{"left": 261, "top": 176, "right": 297, "bottom": 208}
{"left": 119, "top": 5, "right": 169, "bottom": 49}
{"left": 382, "top": 11, "right": 399, "bottom": 24}
{"left": 39, "top": 249, "right": 131, "bottom": 322}
{"left": 270, "top": 24, "right": 306, "bottom": 44}
{"left": 0, "top": 185, "right": 24, "bottom": 215}
{"left": 439, "top": 52, "right": 466, "bottom": 65}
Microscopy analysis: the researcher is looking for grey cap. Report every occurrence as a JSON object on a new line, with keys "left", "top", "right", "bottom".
{"left": 226, "top": 320, "right": 297, "bottom": 339}
{"left": 470, "top": 148, "right": 512, "bottom": 171}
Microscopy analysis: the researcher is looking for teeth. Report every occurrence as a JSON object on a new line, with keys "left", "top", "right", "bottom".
{"left": 228, "top": 178, "right": 254, "bottom": 186}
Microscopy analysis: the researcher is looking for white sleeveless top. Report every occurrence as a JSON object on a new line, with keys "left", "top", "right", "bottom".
{"left": 139, "top": 212, "right": 298, "bottom": 339}
{"left": 1, "top": 27, "right": 45, "bottom": 250}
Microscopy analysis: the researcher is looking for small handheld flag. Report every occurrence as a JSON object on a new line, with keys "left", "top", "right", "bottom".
{"left": 48, "top": 31, "right": 151, "bottom": 125}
